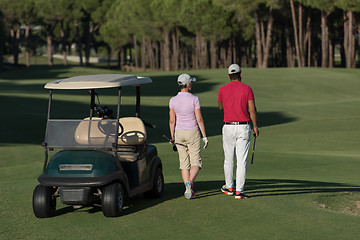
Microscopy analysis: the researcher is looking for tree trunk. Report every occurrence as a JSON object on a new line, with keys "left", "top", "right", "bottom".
{"left": 160, "top": 42, "right": 164, "bottom": 70}
{"left": 133, "top": 35, "right": 139, "bottom": 68}
{"left": 262, "top": 8, "right": 273, "bottom": 68}
{"left": 240, "top": 46, "right": 247, "bottom": 67}
{"left": 184, "top": 47, "right": 190, "bottom": 70}
{"left": 163, "top": 30, "right": 170, "bottom": 71}
{"left": 75, "top": 21, "right": 83, "bottom": 66}
{"left": 0, "top": 36, "right": 3, "bottom": 70}
{"left": 307, "top": 30, "right": 312, "bottom": 67}
{"left": 249, "top": 41, "right": 254, "bottom": 67}
{"left": 305, "top": 11, "right": 311, "bottom": 67}
{"left": 280, "top": 31, "right": 287, "bottom": 67}
{"left": 298, "top": 4, "right": 306, "bottom": 67}
{"left": 25, "top": 25, "right": 31, "bottom": 67}
{"left": 146, "top": 40, "right": 154, "bottom": 69}
{"left": 194, "top": 33, "right": 201, "bottom": 69}
{"left": 117, "top": 48, "right": 123, "bottom": 69}
{"left": 329, "top": 38, "right": 334, "bottom": 68}
{"left": 60, "top": 22, "right": 68, "bottom": 66}
{"left": 313, "top": 38, "right": 319, "bottom": 67}
{"left": 200, "top": 33, "right": 208, "bottom": 69}
{"left": 15, "top": 28, "right": 20, "bottom": 65}
{"left": 141, "top": 35, "right": 146, "bottom": 70}
{"left": 254, "top": 11, "right": 262, "bottom": 68}
{"left": 226, "top": 39, "right": 232, "bottom": 67}
{"left": 84, "top": 22, "right": 91, "bottom": 66}
{"left": 46, "top": 33, "right": 53, "bottom": 66}
{"left": 290, "top": 0, "right": 302, "bottom": 67}
{"left": 321, "top": 11, "right": 329, "bottom": 67}
{"left": 153, "top": 41, "right": 159, "bottom": 69}
{"left": 171, "top": 28, "right": 179, "bottom": 71}
{"left": 219, "top": 45, "right": 226, "bottom": 68}
{"left": 358, "top": 26, "right": 360, "bottom": 66}
{"left": 179, "top": 47, "right": 185, "bottom": 70}
{"left": 106, "top": 45, "right": 111, "bottom": 69}
{"left": 254, "top": 8, "right": 273, "bottom": 68}
{"left": 10, "top": 27, "right": 20, "bottom": 66}
{"left": 343, "top": 11, "right": 349, "bottom": 68}
{"left": 349, "top": 11, "right": 355, "bottom": 68}
{"left": 210, "top": 39, "right": 217, "bottom": 69}
{"left": 343, "top": 10, "right": 356, "bottom": 68}
{"left": 285, "top": 27, "right": 295, "bottom": 67}
{"left": 232, "top": 37, "right": 237, "bottom": 64}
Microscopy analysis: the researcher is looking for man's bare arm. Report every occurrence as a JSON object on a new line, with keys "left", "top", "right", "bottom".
{"left": 218, "top": 101, "right": 223, "bottom": 110}
{"left": 248, "top": 99, "right": 259, "bottom": 137}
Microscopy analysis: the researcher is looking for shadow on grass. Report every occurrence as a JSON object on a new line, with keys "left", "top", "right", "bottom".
{"left": 245, "top": 179, "right": 360, "bottom": 198}
{"left": 1, "top": 94, "right": 296, "bottom": 145}
{"left": 176, "top": 179, "right": 360, "bottom": 200}
{"left": 2, "top": 65, "right": 298, "bottom": 145}
{"left": 53, "top": 178, "right": 360, "bottom": 217}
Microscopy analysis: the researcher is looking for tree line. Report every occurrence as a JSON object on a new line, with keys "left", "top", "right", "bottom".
{"left": 0, "top": 0, "right": 360, "bottom": 71}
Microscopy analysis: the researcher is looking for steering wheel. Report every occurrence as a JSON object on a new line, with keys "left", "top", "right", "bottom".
{"left": 97, "top": 120, "right": 124, "bottom": 136}
{"left": 119, "top": 131, "right": 146, "bottom": 144}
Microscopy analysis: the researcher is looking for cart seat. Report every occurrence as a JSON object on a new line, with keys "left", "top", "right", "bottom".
{"left": 75, "top": 117, "right": 147, "bottom": 146}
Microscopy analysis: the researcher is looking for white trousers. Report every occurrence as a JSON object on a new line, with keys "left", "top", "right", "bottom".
{"left": 222, "top": 124, "right": 251, "bottom": 192}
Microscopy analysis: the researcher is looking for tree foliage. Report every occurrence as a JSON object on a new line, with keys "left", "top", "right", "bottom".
{"left": 0, "top": 0, "right": 359, "bottom": 70}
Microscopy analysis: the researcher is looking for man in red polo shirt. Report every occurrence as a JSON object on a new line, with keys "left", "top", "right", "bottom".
{"left": 218, "top": 64, "right": 259, "bottom": 199}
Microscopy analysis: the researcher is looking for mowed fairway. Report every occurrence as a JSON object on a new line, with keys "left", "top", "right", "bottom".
{"left": 1, "top": 66, "right": 360, "bottom": 239}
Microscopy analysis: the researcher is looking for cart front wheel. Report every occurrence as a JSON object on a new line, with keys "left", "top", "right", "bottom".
{"left": 32, "top": 185, "right": 56, "bottom": 218}
{"left": 102, "top": 182, "right": 124, "bottom": 217}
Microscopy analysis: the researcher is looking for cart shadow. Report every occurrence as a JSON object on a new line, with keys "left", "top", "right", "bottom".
{"left": 53, "top": 178, "right": 360, "bottom": 217}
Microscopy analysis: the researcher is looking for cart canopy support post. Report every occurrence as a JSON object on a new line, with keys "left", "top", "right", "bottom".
{"left": 136, "top": 86, "right": 140, "bottom": 118}
{"left": 90, "top": 89, "right": 96, "bottom": 118}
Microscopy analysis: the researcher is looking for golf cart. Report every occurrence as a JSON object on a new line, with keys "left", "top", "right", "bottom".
{"left": 32, "top": 74, "right": 164, "bottom": 218}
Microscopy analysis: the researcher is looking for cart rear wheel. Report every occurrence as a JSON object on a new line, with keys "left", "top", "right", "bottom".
{"left": 32, "top": 185, "right": 56, "bottom": 218}
{"left": 102, "top": 182, "right": 124, "bottom": 217}
{"left": 144, "top": 168, "right": 164, "bottom": 198}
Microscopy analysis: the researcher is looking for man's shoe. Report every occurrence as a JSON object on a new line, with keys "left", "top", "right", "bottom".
{"left": 235, "top": 191, "right": 248, "bottom": 199}
{"left": 184, "top": 181, "right": 192, "bottom": 199}
{"left": 221, "top": 185, "right": 234, "bottom": 195}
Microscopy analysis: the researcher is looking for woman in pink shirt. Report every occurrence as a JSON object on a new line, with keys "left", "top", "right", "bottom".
{"left": 169, "top": 73, "right": 208, "bottom": 199}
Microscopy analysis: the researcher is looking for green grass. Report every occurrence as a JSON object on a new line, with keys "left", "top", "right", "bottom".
{"left": 1, "top": 65, "right": 360, "bottom": 239}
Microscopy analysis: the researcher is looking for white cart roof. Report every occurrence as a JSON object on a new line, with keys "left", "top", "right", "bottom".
{"left": 44, "top": 74, "right": 152, "bottom": 89}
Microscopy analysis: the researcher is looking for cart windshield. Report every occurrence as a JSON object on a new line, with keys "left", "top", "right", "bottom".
{"left": 45, "top": 119, "right": 118, "bottom": 149}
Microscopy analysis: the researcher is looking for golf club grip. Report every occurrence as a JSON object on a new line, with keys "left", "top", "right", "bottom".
{"left": 162, "top": 135, "right": 170, "bottom": 141}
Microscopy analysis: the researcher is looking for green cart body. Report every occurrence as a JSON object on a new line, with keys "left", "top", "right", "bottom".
{"left": 33, "top": 74, "right": 164, "bottom": 218}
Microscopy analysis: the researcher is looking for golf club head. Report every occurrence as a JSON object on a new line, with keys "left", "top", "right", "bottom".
{"left": 163, "top": 135, "right": 177, "bottom": 152}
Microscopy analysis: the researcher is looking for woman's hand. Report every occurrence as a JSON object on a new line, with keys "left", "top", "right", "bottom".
{"left": 202, "top": 137, "right": 208, "bottom": 149}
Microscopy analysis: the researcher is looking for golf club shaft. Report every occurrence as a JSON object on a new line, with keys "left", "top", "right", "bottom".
{"left": 251, "top": 136, "right": 256, "bottom": 164}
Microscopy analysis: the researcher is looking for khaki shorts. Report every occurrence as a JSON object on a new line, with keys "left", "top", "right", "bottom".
{"left": 175, "top": 129, "right": 202, "bottom": 170}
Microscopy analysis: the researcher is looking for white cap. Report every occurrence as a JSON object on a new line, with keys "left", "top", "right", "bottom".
{"left": 177, "top": 73, "right": 196, "bottom": 85}
{"left": 228, "top": 64, "right": 242, "bottom": 74}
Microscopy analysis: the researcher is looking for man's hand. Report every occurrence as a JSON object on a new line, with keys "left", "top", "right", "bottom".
{"left": 202, "top": 137, "right": 208, "bottom": 149}
{"left": 253, "top": 127, "right": 259, "bottom": 137}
